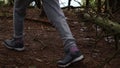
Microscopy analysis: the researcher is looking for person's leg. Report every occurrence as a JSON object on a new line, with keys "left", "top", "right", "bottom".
{"left": 14, "top": 0, "right": 33, "bottom": 38}
{"left": 4, "top": 0, "right": 33, "bottom": 51}
{"left": 42, "top": 0, "right": 84, "bottom": 67}
{"left": 42, "top": 0, "right": 75, "bottom": 52}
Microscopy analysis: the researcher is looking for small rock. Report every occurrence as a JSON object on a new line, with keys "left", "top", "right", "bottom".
{"left": 35, "top": 58, "right": 43, "bottom": 62}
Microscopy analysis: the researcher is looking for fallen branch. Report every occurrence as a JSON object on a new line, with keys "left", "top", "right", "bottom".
{"left": 61, "top": 6, "right": 84, "bottom": 9}
{"left": 83, "top": 13, "right": 120, "bottom": 36}
{"left": 0, "top": 14, "right": 52, "bottom": 26}
{"left": 33, "top": 38, "right": 47, "bottom": 50}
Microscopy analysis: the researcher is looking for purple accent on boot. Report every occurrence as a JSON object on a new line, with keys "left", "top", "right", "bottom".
{"left": 70, "top": 46, "right": 79, "bottom": 53}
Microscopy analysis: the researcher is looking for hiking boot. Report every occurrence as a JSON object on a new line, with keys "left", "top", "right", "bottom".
{"left": 57, "top": 46, "right": 84, "bottom": 67}
{"left": 3, "top": 38, "right": 25, "bottom": 51}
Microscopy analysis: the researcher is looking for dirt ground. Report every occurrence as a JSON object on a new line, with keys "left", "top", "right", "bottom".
{"left": 0, "top": 7, "right": 120, "bottom": 68}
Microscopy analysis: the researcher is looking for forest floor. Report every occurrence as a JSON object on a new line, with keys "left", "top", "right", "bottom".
{"left": 0, "top": 7, "right": 120, "bottom": 68}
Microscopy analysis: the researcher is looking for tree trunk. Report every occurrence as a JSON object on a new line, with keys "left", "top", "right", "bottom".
{"left": 68, "top": 0, "right": 71, "bottom": 10}
{"left": 97, "top": 0, "right": 101, "bottom": 13}
{"left": 86, "top": 0, "right": 89, "bottom": 9}
{"left": 84, "top": 13, "right": 120, "bottom": 35}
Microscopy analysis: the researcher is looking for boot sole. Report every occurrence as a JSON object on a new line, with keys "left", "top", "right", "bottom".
{"left": 58, "top": 55, "right": 84, "bottom": 67}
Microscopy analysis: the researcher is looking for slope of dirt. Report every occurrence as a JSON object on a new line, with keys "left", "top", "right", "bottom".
{"left": 0, "top": 7, "right": 120, "bottom": 68}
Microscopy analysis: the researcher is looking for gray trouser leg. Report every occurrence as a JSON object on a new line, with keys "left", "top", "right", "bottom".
{"left": 13, "top": 0, "right": 33, "bottom": 38}
{"left": 42, "top": 0, "right": 77, "bottom": 51}
{"left": 13, "top": 0, "right": 77, "bottom": 51}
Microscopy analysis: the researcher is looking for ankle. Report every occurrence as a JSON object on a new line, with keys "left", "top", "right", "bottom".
{"left": 70, "top": 46, "right": 79, "bottom": 53}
